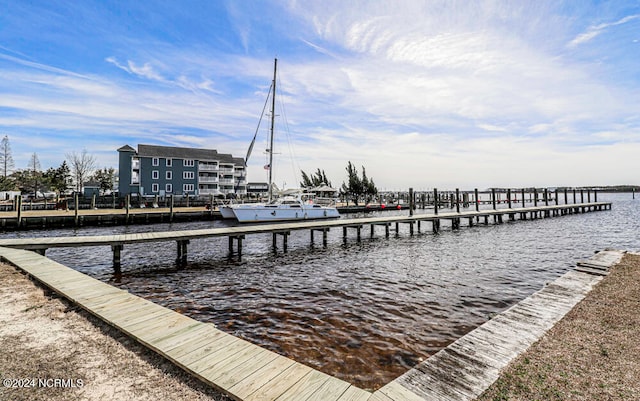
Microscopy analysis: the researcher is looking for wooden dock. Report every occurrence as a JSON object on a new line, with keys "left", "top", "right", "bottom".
{"left": 0, "top": 246, "right": 370, "bottom": 401}
{"left": 0, "top": 201, "right": 611, "bottom": 272}
{"left": 0, "top": 243, "right": 623, "bottom": 401}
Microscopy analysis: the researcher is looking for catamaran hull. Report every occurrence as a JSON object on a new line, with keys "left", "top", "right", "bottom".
{"left": 231, "top": 206, "right": 340, "bottom": 222}
{"left": 218, "top": 206, "right": 237, "bottom": 219}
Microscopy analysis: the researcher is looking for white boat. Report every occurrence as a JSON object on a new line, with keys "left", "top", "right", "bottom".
{"left": 225, "top": 58, "right": 340, "bottom": 223}
{"left": 231, "top": 194, "right": 340, "bottom": 222}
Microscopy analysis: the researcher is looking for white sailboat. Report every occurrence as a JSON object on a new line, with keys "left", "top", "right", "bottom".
{"left": 223, "top": 59, "right": 340, "bottom": 223}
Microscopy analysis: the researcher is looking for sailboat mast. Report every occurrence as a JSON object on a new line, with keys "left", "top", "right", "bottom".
{"left": 268, "top": 58, "right": 277, "bottom": 202}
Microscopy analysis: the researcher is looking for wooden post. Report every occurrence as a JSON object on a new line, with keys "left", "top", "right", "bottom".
{"left": 409, "top": 188, "right": 414, "bottom": 216}
{"left": 555, "top": 189, "right": 559, "bottom": 206}
{"left": 112, "top": 244, "right": 123, "bottom": 274}
{"left": 74, "top": 192, "right": 79, "bottom": 226}
{"left": 186, "top": 193, "right": 190, "bottom": 208}
{"left": 564, "top": 188, "right": 568, "bottom": 205}
{"left": 209, "top": 194, "right": 214, "bottom": 216}
{"left": 580, "top": 189, "right": 584, "bottom": 203}
{"left": 587, "top": 190, "right": 591, "bottom": 203}
{"left": 507, "top": 189, "right": 512, "bottom": 209}
{"left": 475, "top": 188, "right": 479, "bottom": 212}
{"left": 176, "top": 240, "right": 189, "bottom": 265}
{"left": 594, "top": 190, "right": 597, "bottom": 202}
{"left": 125, "top": 194, "right": 130, "bottom": 224}
{"left": 323, "top": 229, "right": 328, "bottom": 247}
{"left": 16, "top": 195, "right": 22, "bottom": 227}
{"left": 434, "top": 188, "right": 438, "bottom": 215}
{"left": 573, "top": 189, "right": 577, "bottom": 204}
{"left": 544, "top": 188, "right": 549, "bottom": 206}
{"left": 521, "top": 188, "right": 525, "bottom": 208}
{"left": 455, "top": 188, "right": 460, "bottom": 213}
{"left": 169, "top": 195, "right": 174, "bottom": 222}
{"left": 533, "top": 188, "right": 537, "bottom": 207}
{"left": 112, "top": 192, "right": 116, "bottom": 209}
{"left": 491, "top": 188, "right": 496, "bottom": 210}
{"left": 91, "top": 194, "right": 96, "bottom": 209}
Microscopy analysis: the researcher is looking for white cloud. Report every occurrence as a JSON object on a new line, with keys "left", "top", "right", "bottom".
{"left": 568, "top": 14, "right": 640, "bottom": 48}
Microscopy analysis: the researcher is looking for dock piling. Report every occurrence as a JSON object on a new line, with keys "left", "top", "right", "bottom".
{"left": 112, "top": 244, "right": 123, "bottom": 273}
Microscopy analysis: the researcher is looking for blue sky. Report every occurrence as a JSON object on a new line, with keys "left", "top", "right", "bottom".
{"left": 1, "top": 0, "right": 639, "bottom": 190}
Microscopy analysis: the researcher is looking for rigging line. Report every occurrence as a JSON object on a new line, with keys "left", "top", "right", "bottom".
{"left": 245, "top": 82, "right": 273, "bottom": 165}
{"left": 275, "top": 67, "right": 303, "bottom": 188}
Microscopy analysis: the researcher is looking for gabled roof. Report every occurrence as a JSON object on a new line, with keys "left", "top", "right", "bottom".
{"left": 117, "top": 145, "right": 136, "bottom": 152}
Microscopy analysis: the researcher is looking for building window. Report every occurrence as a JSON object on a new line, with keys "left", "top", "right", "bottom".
{"left": 152, "top": 183, "right": 159, "bottom": 192}
{"left": 183, "top": 171, "right": 195, "bottom": 180}
{"left": 166, "top": 184, "right": 172, "bottom": 193}
{"left": 184, "top": 159, "right": 195, "bottom": 167}
{"left": 166, "top": 158, "right": 172, "bottom": 167}
{"left": 166, "top": 171, "right": 172, "bottom": 180}
{"left": 152, "top": 170, "right": 159, "bottom": 179}
{"left": 152, "top": 157, "right": 159, "bottom": 166}
{"left": 183, "top": 184, "right": 195, "bottom": 192}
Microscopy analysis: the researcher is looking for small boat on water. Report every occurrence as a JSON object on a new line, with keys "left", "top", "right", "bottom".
{"left": 222, "top": 58, "right": 340, "bottom": 223}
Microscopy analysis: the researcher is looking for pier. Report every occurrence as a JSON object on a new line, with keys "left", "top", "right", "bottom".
{"left": 0, "top": 201, "right": 611, "bottom": 273}
{"left": 0, "top": 243, "right": 624, "bottom": 400}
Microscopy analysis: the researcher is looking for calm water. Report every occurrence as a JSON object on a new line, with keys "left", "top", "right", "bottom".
{"left": 7, "top": 193, "right": 639, "bottom": 390}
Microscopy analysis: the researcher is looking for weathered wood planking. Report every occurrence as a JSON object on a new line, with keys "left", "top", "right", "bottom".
{"left": 371, "top": 249, "right": 624, "bottom": 401}
{"left": 0, "top": 246, "right": 370, "bottom": 401}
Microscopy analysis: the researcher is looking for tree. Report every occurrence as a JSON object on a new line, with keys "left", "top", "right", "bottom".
{"left": 0, "top": 135, "right": 15, "bottom": 177}
{"left": 300, "top": 168, "right": 332, "bottom": 188}
{"left": 0, "top": 175, "right": 15, "bottom": 191}
{"left": 92, "top": 167, "right": 116, "bottom": 194}
{"left": 43, "top": 161, "right": 71, "bottom": 193}
{"left": 340, "top": 161, "right": 378, "bottom": 206}
{"left": 27, "top": 153, "right": 42, "bottom": 195}
{"left": 67, "top": 149, "right": 96, "bottom": 192}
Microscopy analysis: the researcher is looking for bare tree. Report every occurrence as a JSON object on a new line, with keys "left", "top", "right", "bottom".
{"left": 67, "top": 149, "right": 97, "bottom": 192}
{"left": 0, "top": 135, "right": 15, "bottom": 177}
{"left": 28, "top": 152, "right": 42, "bottom": 196}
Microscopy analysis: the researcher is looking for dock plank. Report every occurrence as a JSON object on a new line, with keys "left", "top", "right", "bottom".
{"left": 228, "top": 356, "right": 296, "bottom": 400}
{"left": 271, "top": 370, "right": 330, "bottom": 401}
{"left": 243, "top": 362, "right": 313, "bottom": 401}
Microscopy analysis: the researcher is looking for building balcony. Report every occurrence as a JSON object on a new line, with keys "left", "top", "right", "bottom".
{"left": 198, "top": 176, "right": 219, "bottom": 183}
{"left": 198, "top": 163, "right": 219, "bottom": 172}
{"left": 219, "top": 167, "right": 234, "bottom": 173}
{"left": 199, "top": 188, "right": 221, "bottom": 195}
{"left": 219, "top": 178, "right": 235, "bottom": 184}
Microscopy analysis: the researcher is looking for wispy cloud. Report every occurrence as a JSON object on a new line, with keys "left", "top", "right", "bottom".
{"left": 568, "top": 14, "right": 640, "bottom": 48}
{"left": 1, "top": 1, "right": 639, "bottom": 188}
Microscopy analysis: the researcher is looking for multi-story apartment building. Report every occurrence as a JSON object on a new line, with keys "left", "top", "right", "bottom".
{"left": 117, "top": 144, "right": 246, "bottom": 197}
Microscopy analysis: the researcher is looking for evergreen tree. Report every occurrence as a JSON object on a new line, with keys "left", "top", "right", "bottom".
{"left": 43, "top": 161, "right": 71, "bottom": 193}
{"left": 300, "top": 168, "right": 332, "bottom": 188}
{"left": 92, "top": 167, "right": 116, "bottom": 194}
{"left": 340, "top": 161, "right": 378, "bottom": 205}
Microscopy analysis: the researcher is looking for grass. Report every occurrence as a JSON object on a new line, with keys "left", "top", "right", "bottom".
{"left": 476, "top": 253, "right": 640, "bottom": 401}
